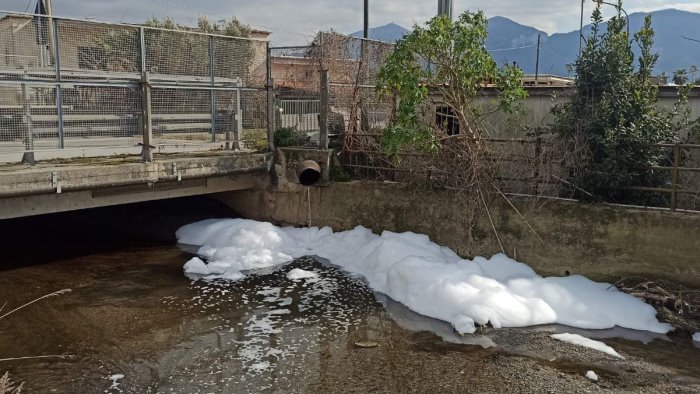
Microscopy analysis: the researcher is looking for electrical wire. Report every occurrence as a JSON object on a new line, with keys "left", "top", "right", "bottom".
{"left": 487, "top": 43, "right": 537, "bottom": 52}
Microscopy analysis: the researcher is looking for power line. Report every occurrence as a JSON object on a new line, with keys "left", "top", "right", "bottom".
{"left": 682, "top": 35, "right": 700, "bottom": 44}
{"left": 487, "top": 43, "right": 536, "bottom": 52}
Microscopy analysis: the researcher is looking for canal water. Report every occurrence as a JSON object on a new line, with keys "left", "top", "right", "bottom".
{"left": 1, "top": 197, "right": 699, "bottom": 393}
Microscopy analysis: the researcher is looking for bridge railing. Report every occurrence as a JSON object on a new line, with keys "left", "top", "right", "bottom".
{"left": 0, "top": 10, "right": 271, "bottom": 164}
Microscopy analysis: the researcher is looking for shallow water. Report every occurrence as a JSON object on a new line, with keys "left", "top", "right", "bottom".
{"left": 1, "top": 200, "right": 699, "bottom": 393}
{"left": 0, "top": 244, "right": 698, "bottom": 393}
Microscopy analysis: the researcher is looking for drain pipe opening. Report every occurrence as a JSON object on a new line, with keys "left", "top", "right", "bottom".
{"left": 297, "top": 160, "right": 322, "bottom": 186}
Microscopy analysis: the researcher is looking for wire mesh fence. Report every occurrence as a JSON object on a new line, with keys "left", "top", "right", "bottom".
{"left": 269, "top": 34, "right": 395, "bottom": 149}
{"left": 60, "top": 85, "right": 141, "bottom": 147}
{"left": 318, "top": 32, "right": 395, "bottom": 148}
{"left": 269, "top": 45, "right": 322, "bottom": 146}
{"left": 0, "top": 10, "right": 270, "bottom": 163}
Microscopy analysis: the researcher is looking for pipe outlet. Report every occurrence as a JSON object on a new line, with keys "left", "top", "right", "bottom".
{"left": 297, "top": 160, "right": 321, "bottom": 186}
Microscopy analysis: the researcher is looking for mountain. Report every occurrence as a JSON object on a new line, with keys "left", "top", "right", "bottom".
{"left": 350, "top": 23, "right": 409, "bottom": 42}
{"left": 350, "top": 9, "right": 700, "bottom": 78}
{"left": 537, "top": 9, "right": 700, "bottom": 76}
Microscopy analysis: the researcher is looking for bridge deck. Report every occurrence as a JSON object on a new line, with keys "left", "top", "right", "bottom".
{"left": 0, "top": 151, "right": 270, "bottom": 220}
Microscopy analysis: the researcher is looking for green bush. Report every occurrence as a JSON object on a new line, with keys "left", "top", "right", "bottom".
{"left": 551, "top": 2, "right": 698, "bottom": 204}
{"left": 330, "top": 165, "right": 352, "bottom": 182}
{"left": 242, "top": 129, "right": 268, "bottom": 151}
{"left": 274, "top": 127, "right": 306, "bottom": 147}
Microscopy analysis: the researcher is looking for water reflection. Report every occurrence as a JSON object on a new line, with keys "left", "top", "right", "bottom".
{"left": 2, "top": 244, "right": 699, "bottom": 393}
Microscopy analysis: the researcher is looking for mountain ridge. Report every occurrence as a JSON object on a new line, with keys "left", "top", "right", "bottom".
{"left": 350, "top": 9, "right": 700, "bottom": 77}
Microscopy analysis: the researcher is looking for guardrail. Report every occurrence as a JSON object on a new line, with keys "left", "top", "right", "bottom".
{"left": 0, "top": 10, "right": 272, "bottom": 164}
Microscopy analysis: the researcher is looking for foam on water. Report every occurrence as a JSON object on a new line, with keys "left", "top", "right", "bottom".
{"left": 177, "top": 219, "right": 671, "bottom": 335}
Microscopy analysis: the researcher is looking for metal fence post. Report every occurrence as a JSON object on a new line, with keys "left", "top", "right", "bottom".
{"left": 533, "top": 137, "right": 542, "bottom": 195}
{"left": 209, "top": 35, "right": 217, "bottom": 143}
{"left": 21, "top": 76, "right": 35, "bottom": 165}
{"left": 266, "top": 43, "right": 275, "bottom": 151}
{"left": 140, "top": 72, "right": 153, "bottom": 162}
{"left": 140, "top": 27, "right": 147, "bottom": 74}
{"left": 52, "top": 18, "right": 64, "bottom": 149}
{"left": 236, "top": 80, "right": 243, "bottom": 150}
{"left": 139, "top": 27, "right": 153, "bottom": 162}
{"left": 671, "top": 143, "right": 681, "bottom": 211}
{"left": 319, "top": 69, "right": 330, "bottom": 150}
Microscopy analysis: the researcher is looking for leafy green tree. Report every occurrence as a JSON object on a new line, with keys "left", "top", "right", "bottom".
{"left": 377, "top": 11, "right": 526, "bottom": 154}
{"left": 90, "top": 16, "right": 251, "bottom": 76}
{"left": 672, "top": 69, "right": 689, "bottom": 85}
{"left": 551, "top": 1, "right": 697, "bottom": 204}
{"left": 141, "top": 16, "right": 251, "bottom": 77}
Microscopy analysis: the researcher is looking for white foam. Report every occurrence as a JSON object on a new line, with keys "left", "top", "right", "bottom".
{"left": 287, "top": 268, "right": 320, "bottom": 281}
{"left": 586, "top": 370, "right": 599, "bottom": 381}
{"left": 693, "top": 332, "right": 700, "bottom": 342}
{"left": 551, "top": 333, "right": 624, "bottom": 358}
{"left": 107, "top": 374, "right": 124, "bottom": 392}
{"left": 177, "top": 219, "right": 672, "bottom": 335}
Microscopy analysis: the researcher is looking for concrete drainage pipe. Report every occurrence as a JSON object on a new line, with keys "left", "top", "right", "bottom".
{"left": 296, "top": 160, "right": 322, "bottom": 186}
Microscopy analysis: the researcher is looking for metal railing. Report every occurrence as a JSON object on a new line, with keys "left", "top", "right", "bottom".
{"left": 629, "top": 143, "right": 700, "bottom": 211}
{"left": 0, "top": 10, "right": 271, "bottom": 164}
{"left": 342, "top": 137, "right": 700, "bottom": 212}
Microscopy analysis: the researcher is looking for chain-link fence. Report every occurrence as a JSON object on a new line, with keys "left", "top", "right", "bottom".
{"left": 269, "top": 45, "right": 322, "bottom": 145}
{"left": 269, "top": 34, "right": 395, "bottom": 149}
{"left": 317, "top": 32, "right": 395, "bottom": 149}
{"left": 0, "top": 10, "right": 270, "bottom": 163}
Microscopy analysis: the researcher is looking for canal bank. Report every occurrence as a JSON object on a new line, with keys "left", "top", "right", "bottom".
{"left": 0, "top": 181, "right": 699, "bottom": 392}
{"left": 1, "top": 224, "right": 699, "bottom": 393}
{"left": 218, "top": 181, "right": 700, "bottom": 288}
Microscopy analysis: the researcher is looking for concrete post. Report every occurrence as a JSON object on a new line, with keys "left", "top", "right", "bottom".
{"left": 319, "top": 69, "right": 330, "bottom": 150}
{"left": 141, "top": 72, "right": 154, "bottom": 162}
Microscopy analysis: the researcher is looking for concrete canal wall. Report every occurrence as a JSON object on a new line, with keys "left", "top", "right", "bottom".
{"left": 219, "top": 181, "right": 700, "bottom": 288}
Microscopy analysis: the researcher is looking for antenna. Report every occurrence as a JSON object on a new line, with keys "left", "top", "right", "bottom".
{"left": 438, "top": 0, "right": 453, "bottom": 20}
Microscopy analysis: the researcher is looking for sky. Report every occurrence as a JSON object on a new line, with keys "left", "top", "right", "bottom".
{"left": 3, "top": 0, "right": 700, "bottom": 45}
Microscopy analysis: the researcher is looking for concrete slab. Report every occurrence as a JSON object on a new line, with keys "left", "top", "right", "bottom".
{"left": 0, "top": 151, "right": 271, "bottom": 219}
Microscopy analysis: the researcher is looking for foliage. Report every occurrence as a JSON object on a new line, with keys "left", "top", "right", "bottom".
{"left": 377, "top": 11, "right": 527, "bottom": 155}
{"left": 242, "top": 130, "right": 268, "bottom": 151}
{"left": 550, "top": 1, "right": 698, "bottom": 204}
{"left": 330, "top": 165, "right": 352, "bottom": 182}
{"left": 194, "top": 16, "right": 251, "bottom": 37}
{"left": 90, "top": 16, "right": 251, "bottom": 76}
{"left": 673, "top": 69, "right": 689, "bottom": 85}
{"left": 0, "top": 372, "right": 22, "bottom": 394}
{"left": 274, "top": 127, "right": 307, "bottom": 147}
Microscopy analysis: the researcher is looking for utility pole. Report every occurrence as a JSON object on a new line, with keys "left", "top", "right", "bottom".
{"left": 438, "top": 0, "right": 453, "bottom": 20}
{"left": 363, "top": 0, "right": 368, "bottom": 39}
{"left": 45, "top": 0, "right": 55, "bottom": 66}
{"left": 535, "top": 34, "right": 541, "bottom": 82}
{"left": 579, "top": 0, "right": 584, "bottom": 55}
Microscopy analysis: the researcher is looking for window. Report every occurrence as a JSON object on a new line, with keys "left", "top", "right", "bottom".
{"left": 436, "top": 105, "right": 459, "bottom": 136}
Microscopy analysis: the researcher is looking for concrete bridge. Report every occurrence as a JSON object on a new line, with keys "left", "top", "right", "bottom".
{"left": 0, "top": 151, "right": 271, "bottom": 220}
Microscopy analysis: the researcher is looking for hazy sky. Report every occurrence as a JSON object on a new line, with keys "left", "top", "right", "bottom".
{"left": 3, "top": 0, "right": 700, "bottom": 45}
